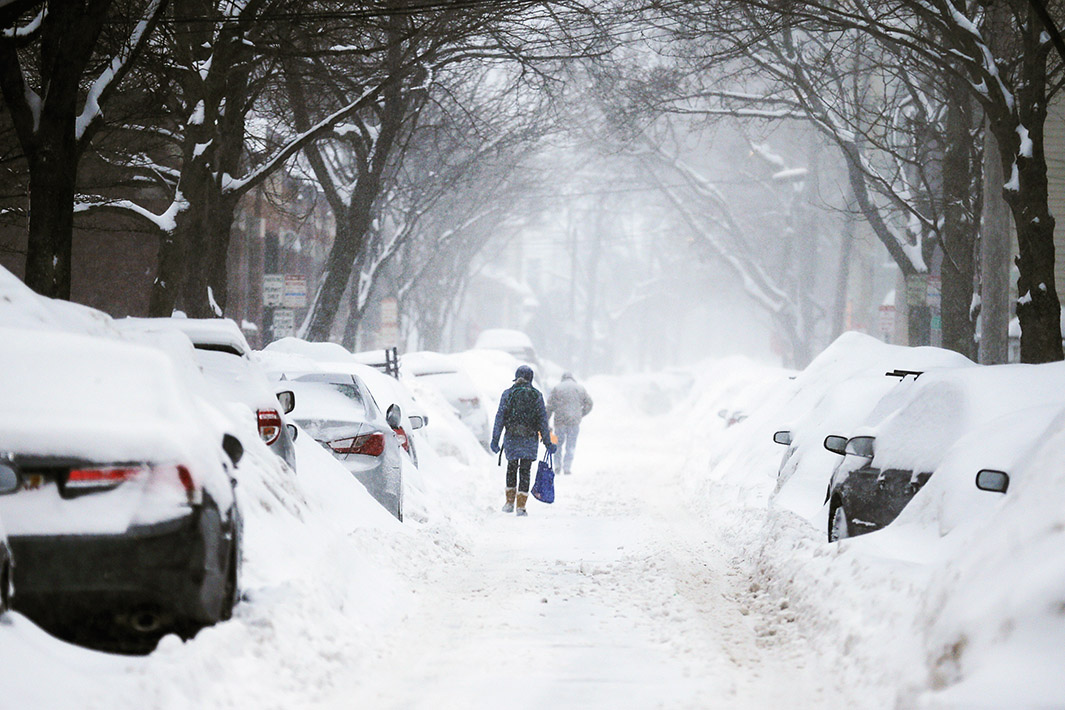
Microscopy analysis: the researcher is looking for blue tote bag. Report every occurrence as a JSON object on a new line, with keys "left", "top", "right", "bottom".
{"left": 531, "top": 452, "right": 555, "bottom": 504}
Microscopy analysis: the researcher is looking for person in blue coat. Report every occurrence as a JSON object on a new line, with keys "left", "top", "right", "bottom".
{"left": 491, "top": 365, "right": 555, "bottom": 516}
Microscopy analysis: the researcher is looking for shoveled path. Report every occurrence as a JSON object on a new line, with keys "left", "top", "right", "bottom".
{"left": 333, "top": 399, "right": 846, "bottom": 709}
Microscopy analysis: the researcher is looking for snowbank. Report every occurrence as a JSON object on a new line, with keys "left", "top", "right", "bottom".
{"left": 677, "top": 331, "right": 1065, "bottom": 707}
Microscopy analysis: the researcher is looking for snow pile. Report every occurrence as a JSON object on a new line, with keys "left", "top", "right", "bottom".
{"left": 918, "top": 409, "right": 1065, "bottom": 708}
{"left": 0, "top": 269, "right": 486, "bottom": 707}
{"left": 679, "top": 331, "right": 1065, "bottom": 707}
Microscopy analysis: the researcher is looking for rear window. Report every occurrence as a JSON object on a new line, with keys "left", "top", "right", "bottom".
{"left": 295, "top": 374, "right": 367, "bottom": 409}
{"left": 193, "top": 342, "right": 245, "bottom": 357}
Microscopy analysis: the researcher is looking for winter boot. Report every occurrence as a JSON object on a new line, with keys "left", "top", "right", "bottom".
{"left": 502, "top": 488, "right": 516, "bottom": 513}
{"left": 515, "top": 492, "right": 529, "bottom": 516}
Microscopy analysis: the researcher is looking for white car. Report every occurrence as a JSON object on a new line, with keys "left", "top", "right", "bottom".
{"left": 119, "top": 318, "right": 298, "bottom": 473}
{"left": 261, "top": 339, "right": 428, "bottom": 464}
{"left": 473, "top": 329, "right": 540, "bottom": 370}
{"left": 402, "top": 351, "right": 490, "bottom": 447}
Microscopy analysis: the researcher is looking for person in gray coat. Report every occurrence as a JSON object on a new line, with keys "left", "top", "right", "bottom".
{"left": 546, "top": 372, "right": 593, "bottom": 475}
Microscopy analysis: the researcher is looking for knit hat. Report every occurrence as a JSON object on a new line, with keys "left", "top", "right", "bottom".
{"left": 514, "top": 365, "right": 534, "bottom": 382}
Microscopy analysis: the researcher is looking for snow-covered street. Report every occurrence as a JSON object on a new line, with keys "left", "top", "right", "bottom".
{"left": 0, "top": 368, "right": 858, "bottom": 710}
{"left": 331, "top": 383, "right": 847, "bottom": 710}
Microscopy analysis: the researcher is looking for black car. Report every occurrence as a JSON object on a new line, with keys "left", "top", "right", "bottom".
{"left": 822, "top": 434, "right": 932, "bottom": 542}
{"left": 0, "top": 462, "right": 16, "bottom": 613}
{"left": 0, "top": 329, "right": 245, "bottom": 652}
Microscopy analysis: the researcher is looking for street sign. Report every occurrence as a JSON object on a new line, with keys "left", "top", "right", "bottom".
{"left": 879, "top": 304, "right": 896, "bottom": 336}
{"left": 906, "top": 274, "right": 927, "bottom": 306}
{"left": 272, "top": 308, "right": 296, "bottom": 338}
{"left": 927, "top": 276, "right": 942, "bottom": 309}
{"left": 263, "top": 274, "right": 284, "bottom": 307}
{"left": 283, "top": 275, "right": 307, "bottom": 309}
{"left": 377, "top": 296, "right": 399, "bottom": 349}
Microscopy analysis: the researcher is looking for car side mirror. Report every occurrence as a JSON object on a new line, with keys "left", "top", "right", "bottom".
{"left": 824, "top": 435, "right": 847, "bottom": 455}
{"left": 409, "top": 415, "right": 427, "bottom": 430}
{"left": 773, "top": 430, "right": 792, "bottom": 446}
{"left": 845, "top": 435, "right": 875, "bottom": 458}
{"left": 386, "top": 403, "right": 403, "bottom": 430}
{"left": 287, "top": 424, "right": 299, "bottom": 441}
{"left": 222, "top": 433, "right": 244, "bottom": 466}
{"left": 975, "top": 469, "right": 1010, "bottom": 493}
{"left": 0, "top": 462, "right": 18, "bottom": 494}
{"left": 277, "top": 390, "right": 296, "bottom": 414}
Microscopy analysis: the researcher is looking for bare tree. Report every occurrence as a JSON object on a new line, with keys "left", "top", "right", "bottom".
{"left": 0, "top": 0, "right": 167, "bottom": 299}
{"left": 615, "top": 6, "right": 983, "bottom": 356}
{"left": 650, "top": 0, "right": 1062, "bottom": 361}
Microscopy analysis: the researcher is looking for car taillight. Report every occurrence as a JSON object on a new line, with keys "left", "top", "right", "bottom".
{"left": 258, "top": 409, "right": 283, "bottom": 445}
{"left": 67, "top": 466, "right": 145, "bottom": 490}
{"left": 459, "top": 397, "right": 479, "bottom": 407}
{"left": 66, "top": 464, "right": 198, "bottom": 503}
{"left": 329, "top": 432, "right": 385, "bottom": 457}
{"left": 139, "top": 463, "right": 200, "bottom": 507}
{"left": 393, "top": 427, "right": 410, "bottom": 453}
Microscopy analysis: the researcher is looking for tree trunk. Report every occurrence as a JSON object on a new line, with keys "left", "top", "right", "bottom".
{"left": 305, "top": 209, "right": 362, "bottom": 341}
{"left": 832, "top": 204, "right": 855, "bottom": 339}
{"left": 939, "top": 82, "right": 978, "bottom": 359}
{"left": 149, "top": 226, "right": 184, "bottom": 316}
{"left": 25, "top": 136, "right": 77, "bottom": 299}
{"left": 994, "top": 52, "right": 1063, "bottom": 362}
{"left": 979, "top": 125, "right": 1011, "bottom": 364}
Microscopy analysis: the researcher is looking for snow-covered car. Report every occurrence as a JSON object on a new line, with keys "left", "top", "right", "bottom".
{"left": 285, "top": 372, "right": 406, "bottom": 520}
{"left": 402, "top": 351, "right": 490, "bottom": 447}
{"left": 119, "top": 317, "right": 298, "bottom": 473}
{"left": 260, "top": 339, "right": 429, "bottom": 466}
{"left": 0, "top": 328, "right": 244, "bottom": 651}
{"left": 473, "top": 329, "right": 540, "bottom": 369}
{"left": 820, "top": 361, "right": 1065, "bottom": 542}
{"left": 0, "top": 464, "right": 15, "bottom": 614}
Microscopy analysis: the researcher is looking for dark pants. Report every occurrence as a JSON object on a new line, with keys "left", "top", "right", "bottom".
{"left": 506, "top": 459, "right": 533, "bottom": 493}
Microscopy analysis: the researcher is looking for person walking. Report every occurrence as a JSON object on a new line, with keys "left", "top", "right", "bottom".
{"left": 546, "top": 372, "right": 593, "bottom": 476}
{"left": 491, "top": 365, "right": 555, "bottom": 516}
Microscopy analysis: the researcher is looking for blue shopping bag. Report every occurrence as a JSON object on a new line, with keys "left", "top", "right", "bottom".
{"left": 531, "top": 453, "right": 555, "bottom": 504}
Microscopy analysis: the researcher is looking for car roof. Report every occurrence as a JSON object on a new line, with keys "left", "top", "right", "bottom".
{"left": 474, "top": 329, "right": 535, "bottom": 350}
{"left": 120, "top": 317, "right": 251, "bottom": 357}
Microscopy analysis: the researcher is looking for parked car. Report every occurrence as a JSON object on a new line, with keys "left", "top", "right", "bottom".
{"left": 0, "top": 328, "right": 244, "bottom": 651}
{"left": 403, "top": 351, "right": 491, "bottom": 446}
{"left": 260, "top": 339, "right": 428, "bottom": 466}
{"left": 473, "top": 329, "right": 540, "bottom": 370}
{"left": 820, "top": 433, "right": 925, "bottom": 541}
{"left": 285, "top": 372, "right": 406, "bottom": 520}
{"left": 819, "top": 362, "right": 1065, "bottom": 542}
{"left": 0, "top": 464, "right": 15, "bottom": 614}
{"left": 119, "top": 317, "right": 298, "bottom": 473}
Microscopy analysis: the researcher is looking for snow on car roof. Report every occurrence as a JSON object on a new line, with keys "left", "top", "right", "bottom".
{"left": 0, "top": 327, "right": 202, "bottom": 463}
{"left": 402, "top": 351, "right": 460, "bottom": 376}
{"left": 864, "top": 361, "right": 1065, "bottom": 473}
{"left": 265, "top": 337, "right": 353, "bottom": 362}
{"left": 0, "top": 265, "right": 117, "bottom": 336}
{"left": 473, "top": 328, "right": 535, "bottom": 350}
{"left": 136, "top": 316, "right": 252, "bottom": 356}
